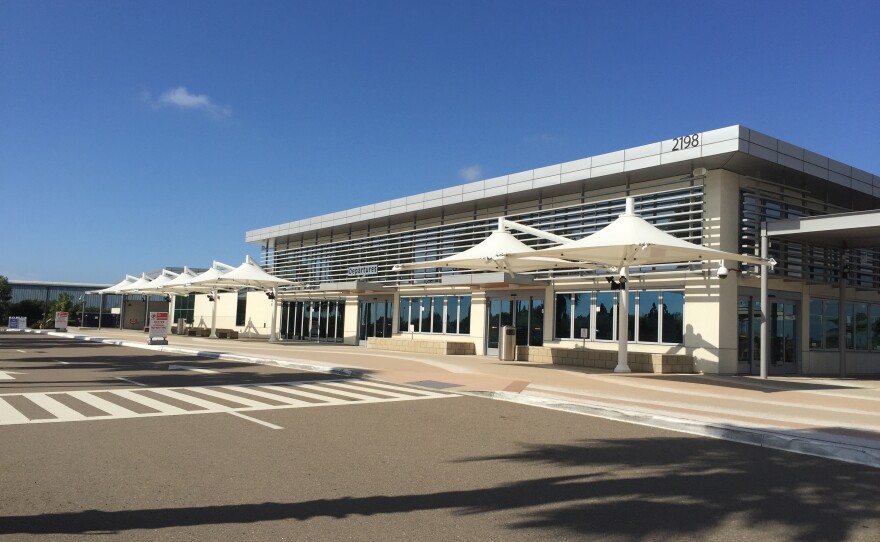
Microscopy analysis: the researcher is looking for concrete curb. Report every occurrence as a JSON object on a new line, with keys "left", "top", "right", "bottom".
{"left": 10, "top": 328, "right": 880, "bottom": 469}
{"left": 9, "top": 329, "right": 365, "bottom": 379}
{"left": 470, "top": 390, "right": 880, "bottom": 469}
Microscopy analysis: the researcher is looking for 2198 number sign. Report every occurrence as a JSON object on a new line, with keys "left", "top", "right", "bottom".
{"left": 671, "top": 134, "right": 700, "bottom": 151}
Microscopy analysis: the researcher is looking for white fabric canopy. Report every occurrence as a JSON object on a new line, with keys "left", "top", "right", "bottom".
{"left": 194, "top": 255, "right": 293, "bottom": 289}
{"left": 116, "top": 273, "right": 155, "bottom": 295}
{"left": 528, "top": 197, "right": 772, "bottom": 374}
{"left": 532, "top": 204, "right": 767, "bottom": 268}
{"left": 186, "top": 261, "right": 235, "bottom": 288}
{"left": 140, "top": 269, "right": 180, "bottom": 294}
{"left": 158, "top": 267, "right": 213, "bottom": 295}
{"left": 90, "top": 275, "right": 138, "bottom": 294}
{"left": 392, "top": 230, "right": 605, "bottom": 275}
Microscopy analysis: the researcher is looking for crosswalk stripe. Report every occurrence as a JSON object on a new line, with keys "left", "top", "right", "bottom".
{"left": 343, "top": 380, "right": 447, "bottom": 397}
{"left": 67, "top": 392, "right": 138, "bottom": 417}
{"left": 0, "top": 397, "right": 30, "bottom": 424}
{"left": 260, "top": 384, "right": 349, "bottom": 404}
{"left": 149, "top": 388, "right": 233, "bottom": 411}
{"left": 0, "top": 379, "right": 457, "bottom": 426}
{"left": 294, "top": 382, "right": 378, "bottom": 401}
{"left": 219, "top": 385, "right": 311, "bottom": 405}
{"left": 187, "top": 387, "right": 276, "bottom": 408}
{"left": 28, "top": 394, "right": 88, "bottom": 421}
{"left": 324, "top": 381, "right": 422, "bottom": 399}
{"left": 111, "top": 389, "right": 188, "bottom": 414}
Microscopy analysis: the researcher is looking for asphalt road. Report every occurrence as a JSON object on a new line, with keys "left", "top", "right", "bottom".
{"left": 2, "top": 333, "right": 879, "bottom": 541}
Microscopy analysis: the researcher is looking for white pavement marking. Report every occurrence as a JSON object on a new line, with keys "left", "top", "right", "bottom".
{"left": 114, "top": 377, "right": 147, "bottom": 386}
{"left": 16, "top": 350, "right": 26, "bottom": 353}
{"left": 228, "top": 411, "right": 283, "bottom": 430}
{"left": 168, "top": 365, "right": 219, "bottom": 374}
{"left": 187, "top": 387, "right": 274, "bottom": 408}
{"left": 53, "top": 359, "right": 71, "bottom": 365}
{"left": 260, "top": 384, "right": 350, "bottom": 404}
{"left": 0, "top": 380, "right": 457, "bottom": 426}
{"left": 0, "top": 397, "right": 30, "bottom": 424}
{"left": 67, "top": 391, "right": 138, "bottom": 417}
{"left": 219, "top": 385, "right": 311, "bottom": 405}
{"left": 0, "top": 371, "right": 26, "bottom": 380}
{"left": 28, "top": 394, "right": 87, "bottom": 421}
{"left": 112, "top": 389, "right": 188, "bottom": 414}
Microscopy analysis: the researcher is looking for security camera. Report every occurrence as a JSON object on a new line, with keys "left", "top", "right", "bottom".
{"left": 716, "top": 265, "right": 729, "bottom": 279}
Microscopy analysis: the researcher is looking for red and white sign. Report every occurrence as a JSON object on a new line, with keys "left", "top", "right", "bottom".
{"left": 149, "top": 312, "right": 169, "bottom": 339}
{"left": 55, "top": 312, "right": 69, "bottom": 331}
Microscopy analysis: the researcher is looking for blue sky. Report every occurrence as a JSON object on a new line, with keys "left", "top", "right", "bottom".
{"left": 2, "top": 0, "right": 878, "bottom": 284}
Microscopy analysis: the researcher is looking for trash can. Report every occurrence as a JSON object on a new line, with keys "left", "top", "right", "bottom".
{"left": 499, "top": 325, "right": 517, "bottom": 361}
{"left": 177, "top": 318, "right": 187, "bottom": 336}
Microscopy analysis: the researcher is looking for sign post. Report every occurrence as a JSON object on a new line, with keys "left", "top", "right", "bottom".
{"left": 149, "top": 311, "right": 169, "bottom": 345}
{"left": 55, "top": 312, "right": 69, "bottom": 332}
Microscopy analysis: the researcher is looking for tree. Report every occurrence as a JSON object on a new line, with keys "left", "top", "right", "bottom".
{"left": 8, "top": 300, "right": 42, "bottom": 327}
{"left": 0, "top": 275, "right": 11, "bottom": 324}
{"left": 43, "top": 293, "right": 74, "bottom": 328}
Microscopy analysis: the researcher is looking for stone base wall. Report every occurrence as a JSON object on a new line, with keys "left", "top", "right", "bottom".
{"left": 367, "top": 337, "right": 476, "bottom": 355}
{"left": 517, "top": 346, "right": 693, "bottom": 373}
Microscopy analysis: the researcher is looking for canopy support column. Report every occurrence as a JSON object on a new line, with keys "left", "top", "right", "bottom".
{"left": 839, "top": 249, "right": 848, "bottom": 378}
{"left": 269, "top": 288, "right": 279, "bottom": 342}
{"left": 209, "top": 290, "right": 219, "bottom": 339}
{"left": 614, "top": 266, "right": 631, "bottom": 373}
{"left": 98, "top": 294, "right": 103, "bottom": 330}
{"left": 760, "top": 225, "right": 769, "bottom": 379}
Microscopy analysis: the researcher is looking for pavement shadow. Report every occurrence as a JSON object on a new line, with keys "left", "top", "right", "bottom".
{"left": 625, "top": 374, "right": 865, "bottom": 392}
{"left": 1, "top": 437, "right": 877, "bottom": 538}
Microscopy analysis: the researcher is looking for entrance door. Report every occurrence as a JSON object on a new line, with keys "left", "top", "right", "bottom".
{"left": 739, "top": 295, "right": 798, "bottom": 375}
{"left": 358, "top": 300, "right": 393, "bottom": 345}
{"left": 486, "top": 296, "right": 544, "bottom": 356}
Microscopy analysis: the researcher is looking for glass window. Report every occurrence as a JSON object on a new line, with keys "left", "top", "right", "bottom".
{"left": 854, "top": 302, "right": 869, "bottom": 351}
{"left": 446, "top": 296, "right": 459, "bottom": 334}
{"left": 555, "top": 294, "right": 572, "bottom": 339}
{"left": 871, "top": 304, "right": 880, "bottom": 352}
{"left": 459, "top": 296, "right": 471, "bottom": 334}
{"left": 336, "top": 302, "right": 345, "bottom": 340}
{"left": 824, "top": 301, "right": 839, "bottom": 349}
{"left": 530, "top": 297, "right": 544, "bottom": 346}
{"left": 627, "top": 292, "right": 636, "bottom": 342}
{"left": 639, "top": 291, "right": 660, "bottom": 343}
{"left": 809, "top": 299, "right": 823, "bottom": 349}
{"left": 596, "top": 292, "right": 615, "bottom": 341}
{"left": 173, "top": 293, "right": 195, "bottom": 324}
{"left": 661, "top": 291, "right": 684, "bottom": 344}
{"left": 420, "top": 297, "right": 432, "bottom": 332}
{"left": 399, "top": 298, "right": 411, "bottom": 333}
{"left": 573, "top": 293, "right": 590, "bottom": 340}
{"left": 432, "top": 296, "right": 444, "bottom": 333}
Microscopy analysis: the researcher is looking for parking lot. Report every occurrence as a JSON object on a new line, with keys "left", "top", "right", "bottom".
{"left": 2, "top": 333, "right": 880, "bottom": 541}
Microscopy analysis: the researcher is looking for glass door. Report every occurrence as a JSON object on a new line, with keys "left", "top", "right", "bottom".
{"left": 486, "top": 296, "right": 543, "bottom": 356}
{"left": 358, "top": 300, "right": 393, "bottom": 345}
{"left": 740, "top": 295, "right": 798, "bottom": 375}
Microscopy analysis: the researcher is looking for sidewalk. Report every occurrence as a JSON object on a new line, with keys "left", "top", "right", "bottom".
{"left": 11, "top": 327, "right": 880, "bottom": 468}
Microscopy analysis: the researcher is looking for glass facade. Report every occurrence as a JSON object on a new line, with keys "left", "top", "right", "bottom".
{"left": 809, "top": 298, "right": 880, "bottom": 351}
{"left": 280, "top": 300, "right": 345, "bottom": 342}
{"left": 173, "top": 294, "right": 196, "bottom": 324}
{"left": 554, "top": 290, "right": 684, "bottom": 344}
{"left": 399, "top": 295, "right": 471, "bottom": 335}
{"left": 267, "top": 187, "right": 704, "bottom": 288}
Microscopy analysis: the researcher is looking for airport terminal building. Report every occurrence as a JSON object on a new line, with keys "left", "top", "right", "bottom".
{"left": 229, "top": 125, "right": 880, "bottom": 376}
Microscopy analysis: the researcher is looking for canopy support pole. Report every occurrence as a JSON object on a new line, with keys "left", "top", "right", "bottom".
{"left": 144, "top": 295, "right": 150, "bottom": 332}
{"left": 839, "top": 249, "right": 848, "bottom": 378}
{"left": 209, "top": 290, "right": 219, "bottom": 339}
{"left": 614, "top": 266, "right": 631, "bottom": 373}
{"left": 760, "top": 225, "right": 769, "bottom": 379}
{"left": 500, "top": 218, "right": 574, "bottom": 245}
{"left": 269, "top": 288, "right": 279, "bottom": 342}
{"left": 98, "top": 294, "right": 103, "bottom": 330}
{"left": 119, "top": 295, "right": 125, "bottom": 330}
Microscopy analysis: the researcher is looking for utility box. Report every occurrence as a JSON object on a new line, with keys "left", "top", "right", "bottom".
{"left": 499, "top": 325, "right": 517, "bottom": 361}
